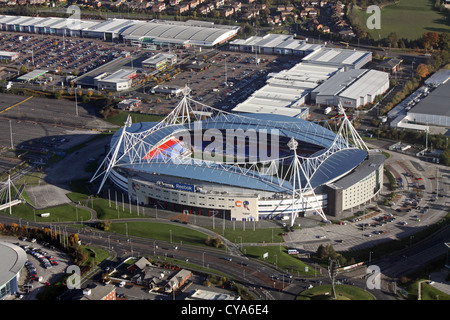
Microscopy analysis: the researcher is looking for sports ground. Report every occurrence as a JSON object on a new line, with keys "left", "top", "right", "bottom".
{"left": 354, "top": 0, "right": 450, "bottom": 40}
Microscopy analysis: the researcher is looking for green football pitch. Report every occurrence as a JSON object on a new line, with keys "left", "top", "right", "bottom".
{"left": 354, "top": 0, "right": 450, "bottom": 40}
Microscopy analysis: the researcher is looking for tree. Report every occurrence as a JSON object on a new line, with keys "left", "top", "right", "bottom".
{"left": 422, "top": 32, "right": 440, "bottom": 49}
{"left": 69, "top": 233, "right": 80, "bottom": 247}
{"left": 440, "top": 148, "right": 450, "bottom": 166}
{"left": 387, "top": 32, "right": 399, "bottom": 48}
{"left": 19, "top": 65, "right": 28, "bottom": 74}
{"left": 416, "top": 64, "right": 430, "bottom": 78}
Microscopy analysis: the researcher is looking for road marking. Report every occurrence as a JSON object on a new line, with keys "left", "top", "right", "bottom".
{"left": 0, "top": 96, "right": 34, "bottom": 114}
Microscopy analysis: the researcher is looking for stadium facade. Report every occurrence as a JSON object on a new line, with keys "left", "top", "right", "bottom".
{"left": 0, "top": 242, "right": 27, "bottom": 299}
{"left": 92, "top": 87, "right": 384, "bottom": 224}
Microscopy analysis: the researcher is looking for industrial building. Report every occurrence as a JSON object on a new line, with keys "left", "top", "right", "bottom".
{"left": 142, "top": 53, "right": 177, "bottom": 70}
{"left": 302, "top": 47, "right": 372, "bottom": 71}
{"left": 312, "top": 69, "right": 390, "bottom": 109}
{"left": 233, "top": 62, "right": 340, "bottom": 117}
{"left": 233, "top": 45, "right": 373, "bottom": 116}
{"left": 0, "top": 50, "right": 19, "bottom": 61}
{"left": 17, "top": 69, "right": 49, "bottom": 83}
{"left": 389, "top": 69, "right": 450, "bottom": 131}
{"left": 406, "top": 81, "right": 450, "bottom": 127}
{"left": 94, "top": 69, "right": 137, "bottom": 92}
{"left": 229, "top": 33, "right": 321, "bottom": 56}
{"left": 120, "top": 19, "right": 239, "bottom": 48}
{"left": 0, "top": 15, "right": 239, "bottom": 48}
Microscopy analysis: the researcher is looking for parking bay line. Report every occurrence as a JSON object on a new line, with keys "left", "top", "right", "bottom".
{"left": 0, "top": 96, "right": 34, "bottom": 115}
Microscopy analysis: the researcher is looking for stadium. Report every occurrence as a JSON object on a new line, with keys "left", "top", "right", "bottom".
{"left": 91, "top": 86, "right": 384, "bottom": 225}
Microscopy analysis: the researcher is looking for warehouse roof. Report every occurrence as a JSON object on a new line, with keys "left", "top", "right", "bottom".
{"left": 408, "top": 81, "right": 450, "bottom": 117}
{"left": 338, "top": 69, "right": 389, "bottom": 100}
{"left": 17, "top": 69, "right": 48, "bottom": 81}
{"left": 120, "top": 19, "right": 239, "bottom": 46}
{"left": 230, "top": 34, "right": 322, "bottom": 53}
{"left": 302, "top": 47, "right": 371, "bottom": 69}
{"left": 312, "top": 69, "right": 366, "bottom": 97}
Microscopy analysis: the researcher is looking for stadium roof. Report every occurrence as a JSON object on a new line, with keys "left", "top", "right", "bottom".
{"left": 111, "top": 112, "right": 367, "bottom": 192}
{"left": 0, "top": 242, "right": 27, "bottom": 287}
{"left": 330, "top": 153, "right": 385, "bottom": 189}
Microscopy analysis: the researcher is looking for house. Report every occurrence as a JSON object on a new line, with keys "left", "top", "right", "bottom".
{"left": 189, "top": 0, "right": 200, "bottom": 9}
{"left": 222, "top": 6, "right": 235, "bottom": 17}
{"left": 198, "top": 5, "right": 210, "bottom": 14}
{"left": 118, "top": 98, "right": 141, "bottom": 111}
{"left": 78, "top": 284, "right": 116, "bottom": 300}
{"left": 132, "top": 266, "right": 166, "bottom": 288}
{"left": 164, "top": 269, "right": 192, "bottom": 293}
{"left": 152, "top": 2, "right": 166, "bottom": 12}
{"left": 231, "top": 1, "right": 241, "bottom": 12}
{"left": 285, "top": 4, "right": 294, "bottom": 11}
{"left": 308, "top": 9, "right": 317, "bottom": 17}
{"left": 376, "top": 58, "right": 403, "bottom": 74}
{"left": 175, "top": 3, "right": 190, "bottom": 13}
{"left": 214, "top": 0, "right": 225, "bottom": 8}
{"left": 339, "top": 29, "right": 355, "bottom": 38}
{"left": 127, "top": 257, "right": 153, "bottom": 274}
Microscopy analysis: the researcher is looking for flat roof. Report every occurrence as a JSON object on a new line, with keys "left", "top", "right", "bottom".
{"left": 99, "top": 69, "right": 136, "bottom": 83}
{"left": 408, "top": 81, "right": 450, "bottom": 117}
{"left": 425, "top": 69, "right": 450, "bottom": 86}
{"left": 302, "top": 47, "right": 371, "bottom": 68}
{"left": 230, "top": 33, "right": 322, "bottom": 52}
{"left": 0, "top": 50, "right": 19, "bottom": 57}
{"left": 232, "top": 103, "right": 308, "bottom": 117}
{"left": 338, "top": 69, "right": 389, "bottom": 100}
{"left": 0, "top": 241, "right": 27, "bottom": 286}
{"left": 142, "top": 53, "right": 176, "bottom": 65}
{"left": 121, "top": 19, "right": 238, "bottom": 46}
{"left": 17, "top": 69, "right": 48, "bottom": 81}
{"left": 312, "top": 69, "right": 366, "bottom": 96}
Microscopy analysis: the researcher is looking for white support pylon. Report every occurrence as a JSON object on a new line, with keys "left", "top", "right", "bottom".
{"left": 336, "top": 103, "right": 368, "bottom": 152}
{"left": 288, "top": 138, "right": 327, "bottom": 227}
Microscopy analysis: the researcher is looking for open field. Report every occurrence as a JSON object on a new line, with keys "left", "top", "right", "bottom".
{"left": 297, "top": 284, "right": 376, "bottom": 300}
{"left": 353, "top": 0, "right": 450, "bottom": 39}
{"left": 242, "top": 245, "right": 315, "bottom": 276}
{"left": 109, "top": 221, "right": 211, "bottom": 247}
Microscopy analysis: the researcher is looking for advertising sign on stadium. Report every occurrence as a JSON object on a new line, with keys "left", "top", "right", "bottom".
{"left": 174, "top": 182, "right": 195, "bottom": 192}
